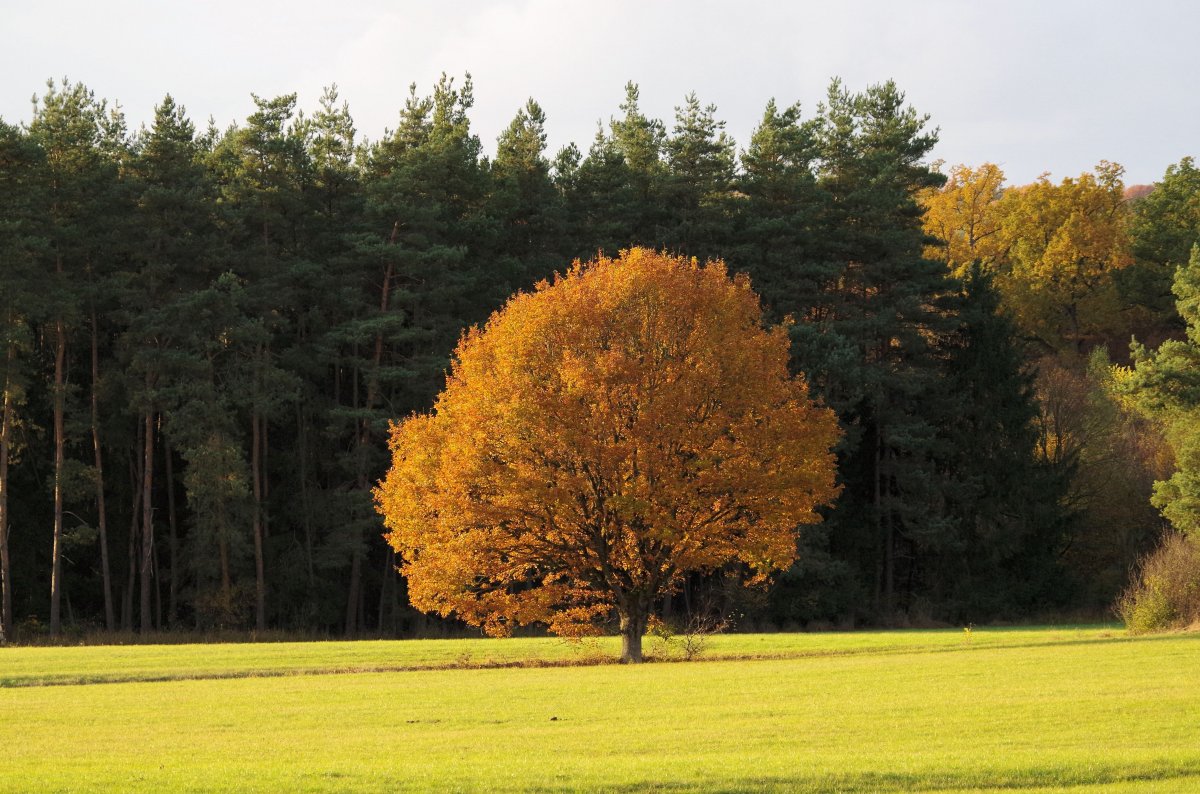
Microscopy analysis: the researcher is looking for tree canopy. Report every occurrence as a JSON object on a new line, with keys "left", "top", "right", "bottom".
{"left": 375, "top": 249, "right": 841, "bottom": 661}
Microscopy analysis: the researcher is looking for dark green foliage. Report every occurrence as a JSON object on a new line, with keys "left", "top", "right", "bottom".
{"left": 1122, "top": 157, "right": 1200, "bottom": 323}
{"left": 490, "top": 98, "right": 566, "bottom": 287}
{"left": 1125, "top": 247, "right": 1200, "bottom": 536}
{"left": 661, "top": 93, "right": 737, "bottom": 258}
{"left": 935, "top": 267, "right": 1075, "bottom": 618}
{"left": 0, "top": 75, "right": 1108, "bottom": 636}
{"left": 778, "top": 81, "right": 957, "bottom": 621}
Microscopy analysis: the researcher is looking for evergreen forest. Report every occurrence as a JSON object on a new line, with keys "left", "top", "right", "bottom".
{"left": 1, "top": 74, "right": 1194, "bottom": 639}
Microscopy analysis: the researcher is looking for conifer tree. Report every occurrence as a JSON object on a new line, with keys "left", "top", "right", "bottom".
{"left": 490, "top": 98, "right": 564, "bottom": 287}
{"left": 808, "top": 80, "right": 953, "bottom": 617}
{"left": 338, "top": 74, "right": 490, "bottom": 633}
{"left": 662, "top": 92, "right": 736, "bottom": 257}
{"left": 0, "top": 122, "right": 46, "bottom": 642}
{"left": 937, "top": 266, "right": 1074, "bottom": 616}
{"left": 1124, "top": 246, "right": 1200, "bottom": 536}
{"left": 28, "top": 80, "right": 118, "bottom": 635}
{"left": 123, "top": 95, "right": 218, "bottom": 630}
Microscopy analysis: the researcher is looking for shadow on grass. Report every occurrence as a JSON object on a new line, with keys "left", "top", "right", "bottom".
{"left": 519, "top": 760, "right": 1200, "bottom": 793}
{"left": 4, "top": 628, "right": 1197, "bottom": 689}
{"left": 0, "top": 653, "right": 623, "bottom": 688}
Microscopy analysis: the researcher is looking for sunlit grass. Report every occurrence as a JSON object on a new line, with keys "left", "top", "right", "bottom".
{"left": 2, "top": 626, "right": 1197, "bottom": 792}
{"left": 1, "top": 624, "right": 1120, "bottom": 687}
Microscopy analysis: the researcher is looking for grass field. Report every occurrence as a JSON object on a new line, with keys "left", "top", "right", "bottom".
{"left": 2, "top": 626, "right": 1198, "bottom": 792}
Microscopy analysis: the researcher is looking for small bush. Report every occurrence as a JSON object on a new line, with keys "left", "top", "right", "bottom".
{"left": 647, "top": 612, "right": 733, "bottom": 661}
{"left": 1117, "top": 532, "right": 1200, "bottom": 633}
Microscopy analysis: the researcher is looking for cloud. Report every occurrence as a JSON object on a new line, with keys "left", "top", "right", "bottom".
{"left": 2, "top": 0, "right": 1197, "bottom": 183}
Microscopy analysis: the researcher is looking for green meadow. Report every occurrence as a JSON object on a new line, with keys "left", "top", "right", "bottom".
{"left": 3, "top": 626, "right": 1198, "bottom": 792}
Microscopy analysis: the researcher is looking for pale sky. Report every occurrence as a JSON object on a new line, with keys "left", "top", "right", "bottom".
{"left": 2, "top": 0, "right": 1195, "bottom": 186}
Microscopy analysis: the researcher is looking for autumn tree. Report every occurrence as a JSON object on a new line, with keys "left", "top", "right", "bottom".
{"left": 376, "top": 249, "right": 841, "bottom": 661}
{"left": 921, "top": 162, "right": 1007, "bottom": 277}
{"left": 994, "top": 162, "right": 1133, "bottom": 353}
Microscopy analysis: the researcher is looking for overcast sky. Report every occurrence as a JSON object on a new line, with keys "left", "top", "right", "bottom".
{"left": 2, "top": 0, "right": 1195, "bottom": 186}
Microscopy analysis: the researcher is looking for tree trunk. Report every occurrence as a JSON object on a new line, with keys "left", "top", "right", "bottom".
{"left": 251, "top": 411, "right": 266, "bottom": 632}
{"left": 262, "top": 419, "right": 269, "bottom": 540}
{"left": 377, "top": 548, "right": 395, "bottom": 634}
{"left": 884, "top": 508, "right": 895, "bottom": 617}
{"left": 139, "top": 408, "right": 155, "bottom": 634}
{"left": 164, "top": 440, "right": 178, "bottom": 627}
{"left": 345, "top": 257, "right": 393, "bottom": 638}
{"left": 217, "top": 497, "right": 232, "bottom": 608}
{"left": 884, "top": 448, "right": 897, "bottom": 616}
{"left": 90, "top": 313, "right": 115, "bottom": 631}
{"left": 0, "top": 354, "right": 13, "bottom": 642}
{"left": 123, "top": 436, "right": 143, "bottom": 633}
{"left": 619, "top": 607, "right": 649, "bottom": 663}
{"left": 873, "top": 424, "right": 884, "bottom": 615}
{"left": 344, "top": 549, "right": 361, "bottom": 636}
{"left": 297, "top": 407, "right": 314, "bottom": 586}
{"left": 152, "top": 533, "right": 163, "bottom": 631}
{"left": 49, "top": 317, "right": 66, "bottom": 636}
{"left": 345, "top": 354, "right": 362, "bottom": 638}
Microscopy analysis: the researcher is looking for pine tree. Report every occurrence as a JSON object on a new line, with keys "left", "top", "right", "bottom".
{"left": 662, "top": 92, "right": 736, "bottom": 257}
{"left": 28, "top": 80, "right": 119, "bottom": 635}
{"left": 335, "top": 74, "right": 491, "bottom": 634}
{"left": 734, "top": 99, "right": 829, "bottom": 334}
{"left": 490, "top": 98, "right": 564, "bottom": 287}
{"left": 807, "top": 80, "right": 954, "bottom": 618}
{"left": 937, "top": 266, "right": 1074, "bottom": 617}
{"left": 608, "top": 82, "right": 668, "bottom": 246}
{"left": 122, "top": 94, "right": 219, "bottom": 630}
{"left": 562, "top": 127, "right": 636, "bottom": 258}
{"left": 0, "top": 121, "right": 47, "bottom": 642}
{"left": 1124, "top": 246, "right": 1200, "bottom": 536}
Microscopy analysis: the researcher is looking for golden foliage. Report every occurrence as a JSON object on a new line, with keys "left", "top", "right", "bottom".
{"left": 996, "top": 162, "right": 1133, "bottom": 349}
{"left": 923, "top": 162, "right": 1134, "bottom": 352}
{"left": 921, "top": 163, "right": 1007, "bottom": 278}
{"left": 375, "top": 249, "right": 842, "bottom": 637}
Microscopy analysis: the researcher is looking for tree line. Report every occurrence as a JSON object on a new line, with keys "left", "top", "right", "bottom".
{"left": 0, "top": 74, "right": 1191, "bottom": 640}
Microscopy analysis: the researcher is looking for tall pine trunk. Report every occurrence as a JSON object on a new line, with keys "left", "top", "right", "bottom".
{"left": 49, "top": 316, "right": 67, "bottom": 636}
{"left": 884, "top": 447, "right": 897, "bottom": 616}
{"left": 218, "top": 498, "right": 232, "bottom": 614}
{"left": 344, "top": 540, "right": 361, "bottom": 636}
{"left": 139, "top": 407, "right": 155, "bottom": 634}
{"left": 251, "top": 410, "right": 266, "bottom": 632}
{"left": 872, "top": 424, "right": 883, "bottom": 615}
{"left": 90, "top": 312, "right": 114, "bottom": 630}
{"left": 123, "top": 432, "right": 143, "bottom": 633}
{"left": 0, "top": 350, "right": 13, "bottom": 642}
{"left": 297, "top": 407, "right": 314, "bottom": 587}
{"left": 346, "top": 256, "right": 394, "bottom": 636}
{"left": 164, "top": 439, "right": 178, "bottom": 627}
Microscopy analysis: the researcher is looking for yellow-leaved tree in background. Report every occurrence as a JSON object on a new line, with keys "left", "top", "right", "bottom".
{"left": 921, "top": 162, "right": 1007, "bottom": 278}
{"left": 923, "top": 161, "right": 1134, "bottom": 353}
